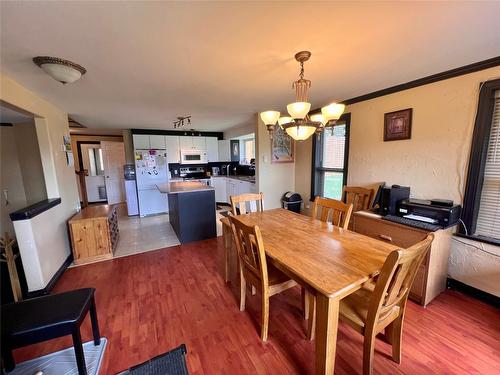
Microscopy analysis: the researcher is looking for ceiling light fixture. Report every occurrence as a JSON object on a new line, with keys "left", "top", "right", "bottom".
{"left": 260, "top": 51, "right": 345, "bottom": 141}
{"left": 33, "top": 56, "right": 86, "bottom": 84}
{"left": 173, "top": 116, "right": 191, "bottom": 129}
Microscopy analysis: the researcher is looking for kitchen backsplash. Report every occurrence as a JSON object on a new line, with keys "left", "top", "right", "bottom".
{"left": 168, "top": 161, "right": 253, "bottom": 178}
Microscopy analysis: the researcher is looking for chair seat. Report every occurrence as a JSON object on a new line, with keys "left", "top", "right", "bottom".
{"left": 339, "top": 284, "right": 373, "bottom": 329}
{"left": 267, "top": 263, "right": 292, "bottom": 286}
{"left": 2, "top": 288, "right": 95, "bottom": 346}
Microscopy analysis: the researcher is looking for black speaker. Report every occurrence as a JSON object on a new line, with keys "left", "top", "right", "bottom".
{"left": 379, "top": 185, "right": 410, "bottom": 216}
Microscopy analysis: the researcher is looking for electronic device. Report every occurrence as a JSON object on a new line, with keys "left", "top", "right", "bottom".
{"left": 180, "top": 149, "right": 208, "bottom": 164}
{"left": 382, "top": 215, "right": 442, "bottom": 231}
{"left": 377, "top": 185, "right": 410, "bottom": 216}
{"left": 397, "top": 199, "right": 461, "bottom": 228}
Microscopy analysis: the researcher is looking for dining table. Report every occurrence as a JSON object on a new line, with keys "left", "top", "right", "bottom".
{"left": 227, "top": 208, "right": 399, "bottom": 375}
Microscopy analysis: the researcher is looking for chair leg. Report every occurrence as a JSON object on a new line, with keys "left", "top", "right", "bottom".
{"left": 302, "top": 288, "right": 309, "bottom": 320}
{"left": 72, "top": 328, "right": 88, "bottom": 375}
{"left": 386, "top": 316, "right": 404, "bottom": 363}
{"left": 239, "top": 268, "right": 246, "bottom": 311}
{"left": 362, "top": 330, "right": 376, "bottom": 375}
{"left": 89, "top": 296, "right": 101, "bottom": 346}
{"left": 261, "top": 291, "right": 269, "bottom": 342}
{"left": 223, "top": 226, "right": 230, "bottom": 283}
{"left": 2, "top": 348, "right": 15, "bottom": 372}
{"left": 307, "top": 293, "right": 316, "bottom": 341}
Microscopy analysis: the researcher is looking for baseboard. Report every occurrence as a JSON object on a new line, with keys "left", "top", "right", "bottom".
{"left": 26, "top": 254, "right": 72, "bottom": 298}
{"left": 447, "top": 277, "right": 499, "bottom": 308}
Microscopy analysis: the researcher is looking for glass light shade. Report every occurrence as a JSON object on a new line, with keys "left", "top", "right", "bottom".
{"left": 260, "top": 110, "right": 280, "bottom": 125}
{"left": 310, "top": 113, "right": 326, "bottom": 125}
{"left": 278, "top": 116, "right": 293, "bottom": 128}
{"left": 287, "top": 102, "right": 311, "bottom": 119}
{"left": 321, "top": 103, "right": 345, "bottom": 122}
{"left": 40, "top": 63, "right": 82, "bottom": 84}
{"left": 285, "top": 125, "right": 316, "bottom": 141}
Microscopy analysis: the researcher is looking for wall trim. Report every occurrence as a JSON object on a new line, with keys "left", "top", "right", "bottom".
{"left": 446, "top": 277, "right": 499, "bottom": 308}
{"left": 131, "top": 128, "right": 224, "bottom": 140}
{"left": 26, "top": 253, "right": 72, "bottom": 298}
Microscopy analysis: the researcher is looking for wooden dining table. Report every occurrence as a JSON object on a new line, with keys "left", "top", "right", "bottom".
{"left": 228, "top": 208, "right": 399, "bottom": 375}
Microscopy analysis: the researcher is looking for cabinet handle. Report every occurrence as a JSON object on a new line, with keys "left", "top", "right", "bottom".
{"left": 379, "top": 234, "right": 393, "bottom": 242}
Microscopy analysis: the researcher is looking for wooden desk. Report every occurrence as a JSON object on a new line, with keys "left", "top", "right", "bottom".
{"left": 232, "top": 208, "right": 398, "bottom": 375}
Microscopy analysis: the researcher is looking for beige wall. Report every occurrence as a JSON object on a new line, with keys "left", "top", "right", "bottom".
{"left": 294, "top": 137, "right": 313, "bottom": 213}
{"left": 224, "top": 122, "right": 255, "bottom": 140}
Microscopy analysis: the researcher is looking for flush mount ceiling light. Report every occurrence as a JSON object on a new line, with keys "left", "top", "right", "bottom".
{"left": 260, "top": 51, "right": 345, "bottom": 141}
{"left": 32, "top": 56, "right": 87, "bottom": 84}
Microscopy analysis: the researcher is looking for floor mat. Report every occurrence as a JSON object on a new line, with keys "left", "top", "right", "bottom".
{"left": 118, "top": 344, "right": 188, "bottom": 375}
{"left": 8, "top": 338, "right": 107, "bottom": 375}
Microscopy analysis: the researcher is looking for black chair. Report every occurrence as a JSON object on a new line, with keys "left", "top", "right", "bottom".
{"left": 1, "top": 288, "right": 100, "bottom": 375}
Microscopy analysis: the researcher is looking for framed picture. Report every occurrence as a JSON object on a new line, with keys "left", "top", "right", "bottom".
{"left": 384, "top": 108, "right": 412, "bottom": 141}
{"left": 271, "top": 126, "right": 294, "bottom": 163}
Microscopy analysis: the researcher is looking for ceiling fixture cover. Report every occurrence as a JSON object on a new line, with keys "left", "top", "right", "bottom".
{"left": 260, "top": 51, "right": 345, "bottom": 141}
{"left": 33, "top": 56, "right": 86, "bottom": 84}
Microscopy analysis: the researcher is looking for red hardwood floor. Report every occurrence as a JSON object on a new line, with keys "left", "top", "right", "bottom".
{"left": 14, "top": 237, "right": 500, "bottom": 374}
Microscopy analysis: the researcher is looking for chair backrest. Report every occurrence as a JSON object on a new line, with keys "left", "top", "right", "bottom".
{"left": 311, "top": 196, "right": 353, "bottom": 229}
{"left": 342, "top": 186, "right": 373, "bottom": 212}
{"left": 229, "top": 215, "right": 268, "bottom": 286}
{"left": 230, "top": 193, "right": 264, "bottom": 215}
{"left": 368, "top": 234, "right": 434, "bottom": 326}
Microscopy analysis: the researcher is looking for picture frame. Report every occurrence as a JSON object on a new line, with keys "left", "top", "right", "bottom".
{"left": 384, "top": 108, "right": 412, "bottom": 141}
{"left": 271, "top": 126, "right": 294, "bottom": 163}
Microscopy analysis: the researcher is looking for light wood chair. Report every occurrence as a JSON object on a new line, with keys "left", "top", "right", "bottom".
{"left": 229, "top": 215, "right": 297, "bottom": 342}
{"left": 342, "top": 186, "right": 373, "bottom": 212}
{"left": 311, "top": 196, "right": 354, "bottom": 229}
{"left": 308, "top": 234, "right": 434, "bottom": 374}
{"left": 230, "top": 193, "right": 264, "bottom": 215}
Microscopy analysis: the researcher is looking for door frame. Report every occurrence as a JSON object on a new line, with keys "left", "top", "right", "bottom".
{"left": 76, "top": 141, "right": 105, "bottom": 207}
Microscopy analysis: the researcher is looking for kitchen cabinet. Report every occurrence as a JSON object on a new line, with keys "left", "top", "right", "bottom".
{"left": 180, "top": 136, "right": 207, "bottom": 150}
{"left": 193, "top": 136, "right": 206, "bottom": 150}
{"left": 211, "top": 177, "right": 227, "bottom": 202}
{"left": 133, "top": 134, "right": 150, "bottom": 149}
{"left": 206, "top": 137, "right": 219, "bottom": 162}
{"left": 221, "top": 177, "right": 255, "bottom": 203}
{"left": 165, "top": 136, "right": 180, "bottom": 163}
{"left": 150, "top": 135, "right": 166, "bottom": 149}
{"left": 226, "top": 179, "right": 237, "bottom": 203}
{"left": 218, "top": 140, "right": 231, "bottom": 162}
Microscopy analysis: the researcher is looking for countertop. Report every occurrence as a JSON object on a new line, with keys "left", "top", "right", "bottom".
{"left": 69, "top": 204, "right": 116, "bottom": 222}
{"left": 157, "top": 181, "right": 214, "bottom": 194}
{"left": 212, "top": 175, "right": 255, "bottom": 183}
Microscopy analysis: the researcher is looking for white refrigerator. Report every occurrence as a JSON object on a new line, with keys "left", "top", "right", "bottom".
{"left": 135, "top": 149, "right": 169, "bottom": 216}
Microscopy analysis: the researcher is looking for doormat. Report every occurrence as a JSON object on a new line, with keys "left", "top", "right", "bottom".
{"left": 118, "top": 344, "right": 188, "bottom": 375}
{"left": 8, "top": 338, "right": 107, "bottom": 375}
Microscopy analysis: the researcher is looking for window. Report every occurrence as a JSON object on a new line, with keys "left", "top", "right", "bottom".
{"left": 462, "top": 80, "right": 500, "bottom": 244}
{"left": 239, "top": 135, "right": 255, "bottom": 165}
{"left": 311, "top": 113, "right": 350, "bottom": 200}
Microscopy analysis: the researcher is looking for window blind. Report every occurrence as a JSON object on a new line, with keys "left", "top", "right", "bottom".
{"left": 475, "top": 89, "right": 500, "bottom": 239}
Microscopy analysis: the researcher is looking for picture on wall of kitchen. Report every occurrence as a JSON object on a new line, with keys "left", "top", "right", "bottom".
{"left": 271, "top": 126, "right": 294, "bottom": 163}
{"left": 384, "top": 108, "right": 412, "bottom": 141}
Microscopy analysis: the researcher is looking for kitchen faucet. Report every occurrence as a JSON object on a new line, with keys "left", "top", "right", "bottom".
{"left": 226, "top": 164, "right": 231, "bottom": 175}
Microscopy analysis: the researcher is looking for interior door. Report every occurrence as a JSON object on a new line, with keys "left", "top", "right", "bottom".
{"left": 101, "top": 141, "right": 126, "bottom": 204}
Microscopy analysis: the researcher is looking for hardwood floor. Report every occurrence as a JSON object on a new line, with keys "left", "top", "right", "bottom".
{"left": 13, "top": 237, "right": 500, "bottom": 374}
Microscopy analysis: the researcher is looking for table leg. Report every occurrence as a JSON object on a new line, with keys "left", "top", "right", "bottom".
{"left": 90, "top": 296, "right": 101, "bottom": 346}
{"left": 315, "top": 293, "right": 339, "bottom": 375}
{"left": 222, "top": 223, "right": 231, "bottom": 283}
{"left": 72, "top": 328, "right": 88, "bottom": 375}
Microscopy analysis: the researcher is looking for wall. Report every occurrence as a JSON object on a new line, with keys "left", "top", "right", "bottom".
{"left": 122, "top": 129, "right": 135, "bottom": 164}
{"left": 224, "top": 122, "right": 256, "bottom": 140}
{"left": 0, "top": 74, "right": 80, "bottom": 292}
{"left": 293, "top": 65, "right": 500, "bottom": 296}
{"left": 294, "top": 137, "right": 313, "bottom": 214}
{"left": 256, "top": 115, "right": 295, "bottom": 209}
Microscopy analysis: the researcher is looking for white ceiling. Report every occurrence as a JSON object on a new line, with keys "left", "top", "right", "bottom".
{"left": 1, "top": 1, "right": 499, "bottom": 131}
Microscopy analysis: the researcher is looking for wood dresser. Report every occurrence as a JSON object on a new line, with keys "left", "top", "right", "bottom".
{"left": 68, "top": 205, "right": 119, "bottom": 265}
{"left": 352, "top": 210, "right": 455, "bottom": 306}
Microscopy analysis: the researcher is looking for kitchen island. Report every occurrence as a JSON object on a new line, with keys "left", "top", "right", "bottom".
{"left": 157, "top": 181, "right": 216, "bottom": 244}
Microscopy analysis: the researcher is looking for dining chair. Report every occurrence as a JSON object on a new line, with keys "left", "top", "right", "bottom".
{"left": 311, "top": 196, "right": 354, "bottom": 229}
{"left": 230, "top": 192, "right": 264, "bottom": 215}
{"left": 229, "top": 215, "right": 297, "bottom": 342}
{"left": 308, "top": 234, "right": 434, "bottom": 375}
{"left": 342, "top": 186, "right": 373, "bottom": 212}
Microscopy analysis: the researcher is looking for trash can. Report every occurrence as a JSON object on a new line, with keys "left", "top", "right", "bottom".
{"left": 281, "top": 192, "right": 302, "bottom": 213}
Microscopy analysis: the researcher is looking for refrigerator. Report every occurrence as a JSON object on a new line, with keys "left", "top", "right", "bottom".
{"left": 135, "top": 149, "right": 169, "bottom": 216}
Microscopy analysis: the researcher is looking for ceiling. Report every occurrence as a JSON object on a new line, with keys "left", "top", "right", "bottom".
{"left": 1, "top": 2, "right": 499, "bottom": 132}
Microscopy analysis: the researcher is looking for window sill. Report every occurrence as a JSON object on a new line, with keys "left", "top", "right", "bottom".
{"left": 455, "top": 232, "right": 500, "bottom": 247}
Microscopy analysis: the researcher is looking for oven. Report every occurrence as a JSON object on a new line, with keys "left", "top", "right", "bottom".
{"left": 180, "top": 149, "right": 208, "bottom": 164}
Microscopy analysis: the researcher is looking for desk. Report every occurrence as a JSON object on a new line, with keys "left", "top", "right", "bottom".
{"left": 230, "top": 208, "right": 398, "bottom": 375}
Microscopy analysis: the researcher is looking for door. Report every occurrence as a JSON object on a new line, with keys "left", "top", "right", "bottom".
{"left": 206, "top": 137, "right": 218, "bottom": 162}
{"left": 192, "top": 137, "right": 206, "bottom": 150}
{"left": 165, "top": 136, "right": 180, "bottom": 163}
{"left": 179, "top": 136, "right": 193, "bottom": 149}
{"left": 101, "top": 141, "right": 126, "bottom": 204}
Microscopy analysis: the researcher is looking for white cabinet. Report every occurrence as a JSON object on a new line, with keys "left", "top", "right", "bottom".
{"left": 226, "top": 179, "right": 237, "bottom": 203}
{"left": 133, "top": 134, "right": 150, "bottom": 149}
{"left": 179, "top": 136, "right": 193, "bottom": 149}
{"left": 165, "top": 136, "right": 180, "bottom": 163}
{"left": 206, "top": 137, "right": 219, "bottom": 162}
{"left": 149, "top": 135, "right": 166, "bottom": 149}
{"left": 192, "top": 137, "right": 206, "bottom": 150}
{"left": 218, "top": 140, "right": 231, "bottom": 162}
{"left": 180, "top": 136, "right": 206, "bottom": 150}
{"left": 211, "top": 177, "right": 227, "bottom": 203}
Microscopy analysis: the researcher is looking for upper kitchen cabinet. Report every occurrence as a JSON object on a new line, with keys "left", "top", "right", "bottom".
{"left": 165, "top": 136, "right": 180, "bottom": 163}
{"left": 180, "top": 136, "right": 207, "bottom": 150}
{"left": 133, "top": 134, "right": 150, "bottom": 149}
{"left": 150, "top": 135, "right": 166, "bottom": 149}
{"left": 218, "top": 140, "right": 231, "bottom": 162}
{"left": 192, "top": 136, "right": 206, "bottom": 150}
{"left": 206, "top": 137, "right": 219, "bottom": 162}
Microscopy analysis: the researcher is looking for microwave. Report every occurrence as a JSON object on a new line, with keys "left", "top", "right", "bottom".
{"left": 180, "top": 149, "right": 208, "bottom": 164}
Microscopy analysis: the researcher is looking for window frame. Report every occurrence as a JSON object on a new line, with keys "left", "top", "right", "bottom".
{"left": 461, "top": 79, "right": 500, "bottom": 245}
{"left": 310, "top": 112, "right": 351, "bottom": 201}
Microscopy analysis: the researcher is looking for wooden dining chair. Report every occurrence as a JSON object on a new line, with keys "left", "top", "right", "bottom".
{"left": 229, "top": 215, "right": 297, "bottom": 342}
{"left": 311, "top": 196, "right": 354, "bottom": 229}
{"left": 342, "top": 186, "right": 373, "bottom": 212}
{"left": 309, "top": 234, "right": 434, "bottom": 374}
{"left": 230, "top": 193, "right": 264, "bottom": 215}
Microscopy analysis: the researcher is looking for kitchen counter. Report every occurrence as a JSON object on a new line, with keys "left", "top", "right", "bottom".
{"left": 212, "top": 175, "right": 255, "bottom": 183}
{"left": 157, "top": 181, "right": 214, "bottom": 194}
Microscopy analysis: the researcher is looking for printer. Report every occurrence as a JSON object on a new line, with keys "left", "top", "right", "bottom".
{"left": 397, "top": 199, "right": 461, "bottom": 228}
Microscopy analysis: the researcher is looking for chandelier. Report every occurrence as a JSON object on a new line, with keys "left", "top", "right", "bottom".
{"left": 260, "top": 51, "right": 345, "bottom": 141}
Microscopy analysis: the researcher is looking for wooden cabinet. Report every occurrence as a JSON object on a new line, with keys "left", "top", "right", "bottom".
{"left": 165, "top": 136, "right": 180, "bottom": 163}
{"left": 218, "top": 140, "right": 231, "bottom": 162}
{"left": 69, "top": 205, "right": 119, "bottom": 265}
{"left": 206, "top": 137, "right": 219, "bottom": 162}
{"left": 351, "top": 211, "right": 455, "bottom": 306}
